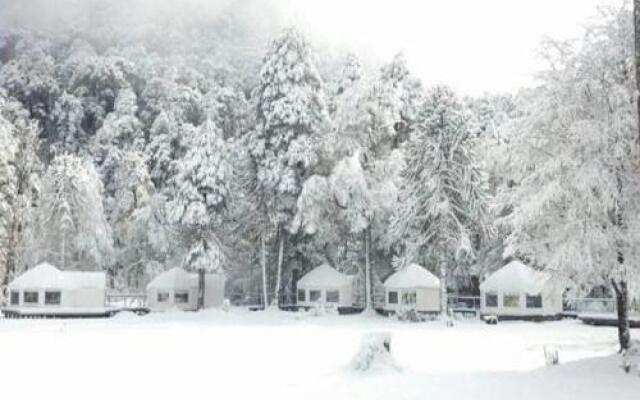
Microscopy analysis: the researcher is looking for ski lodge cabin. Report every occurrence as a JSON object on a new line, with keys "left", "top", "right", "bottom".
{"left": 382, "top": 263, "right": 441, "bottom": 314}
{"left": 3, "top": 263, "right": 109, "bottom": 318}
{"left": 296, "top": 264, "right": 355, "bottom": 310}
{"left": 480, "top": 260, "right": 563, "bottom": 320}
{"left": 146, "top": 267, "right": 226, "bottom": 311}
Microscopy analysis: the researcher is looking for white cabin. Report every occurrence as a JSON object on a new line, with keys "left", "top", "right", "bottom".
{"left": 383, "top": 264, "right": 440, "bottom": 313}
{"left": 146, "top": 267, "right": 226, "bottom": 311}
{"left": 296, "top": 264, "right": 355, "bottom": 308}
{"left": 480, "top": 260, "right": 563, "bottom": 319}
{"left": 7, "top": 263, "right": 106, "bottom": 310}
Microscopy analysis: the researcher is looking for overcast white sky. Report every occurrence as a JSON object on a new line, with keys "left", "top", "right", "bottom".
{"left": 280, "top": 0, "right": 620, "bottom": 95}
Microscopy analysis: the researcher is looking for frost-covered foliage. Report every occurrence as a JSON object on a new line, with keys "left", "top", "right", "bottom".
{"left": 501, "top": 5, "right": 640, "bottom": 290}
{"left": 0, "top": 101, "right": 18, "bottom": 291}
{"left": 168, "top": 118, "right": 231, "bottom": 279}
{"left": 0, "top": 93, "right": 41, "bottom": 292}
{"left": 249, "top": 28, "right": 328, "bottom": 228}
{"left": 499, "top": 4, "right": 640, "bottom": 350}
{"left": 390, "top": 86, "right": 490, "bottom": 282}
{"left": 169, "top": 119, "right": 230, "bottom": 228}
{"left": 35, "top": 155, "right": 113, "bottom": 271}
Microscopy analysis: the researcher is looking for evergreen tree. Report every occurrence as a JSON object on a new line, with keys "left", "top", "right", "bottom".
{"left": 36, "top": 154, "right": 113, "bottom": 271}
{"left": 248, "top": 28, "right": 328, "bottom": 305}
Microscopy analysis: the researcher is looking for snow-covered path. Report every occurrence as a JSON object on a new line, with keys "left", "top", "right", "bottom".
{"left": 0, "top": 310, "right": 637, "bottom": 400}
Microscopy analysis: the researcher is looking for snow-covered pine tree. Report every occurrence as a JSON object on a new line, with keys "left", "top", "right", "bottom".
{"left": 92, "top": 88, "right": 145, "bottom": 181}
{"left": 110, "top": 151, "right": 155, "bottom": 289}
{"left": 502, "top": 4, "right": 639, "bottom": 351}
{"left": 168, "top": 118, "right": 231, "bottom": 310}
{"left": 51, "top": 91, "right": 86, "bottom": 156}
{"left": 249, "top": 27, "right": 328, "bottom": 306}
{"left": 0, "top": 100, "right": 18, "bottom": 298}
{"left": 0, "top": 93, "right": 42, "bottom": 293}
{"left": 36, "top": 154, "right": 113, "bottom": 271}
{"left": 0, "top": 39, "right": 60, "bottom": 129}
{"left": 390, "top": 85, "right": 490, "bottom": 316}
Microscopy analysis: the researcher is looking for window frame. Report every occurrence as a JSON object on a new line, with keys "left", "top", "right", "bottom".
{"left": 388, "top": 291, "right": 399, "bottom": 305}
{"left": 297, "top": 289, "right": 306, "bottom": 302}
{"left": 309, "top": 290, "right": 321, "bottom": 302}
{"left": 402, "top": 290, "right": 417, "bottom": 305}
{"left": 174, "top": 291, "right": 189, "bottom": 304}
{"left": 485, "top": 292, "right": 498, "bottom": 308}
{"left": 526, "top": 294, "right": 543, "bottom": 309}
{"left": 23, "top": 290, "right": 39, "bottom": 305}
{"left": 326, "top": 290, "right": 340, "bottom": 303}
{"left": 10, "top": 291, "right": 19, "bottom": 306}
{"left": 44, "top": 290, "right": 61, "bottom": 306}
{"left": 157, "top": 291, "right": 170, "bottom": 303}
{"left": 503, "top": 293, "right": 520, "bottom": 308}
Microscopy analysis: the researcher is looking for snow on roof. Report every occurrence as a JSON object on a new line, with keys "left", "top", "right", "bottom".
{"left": 9, "top": 263, "right": 106, "bottom": 290}
{"left": 384, "top": 264, "right": 440, "bottom": 289}
{"left": 147, "top": 267, "right": 225, "bottom": 290}
{"left": 480, "top": 260, "right": 550, "bottom": 293}
{"left": 297, "top": 264, "right": 354, "bottom": 288}
{"left": 147, "top": 267, "right": 195, "bottom": 290}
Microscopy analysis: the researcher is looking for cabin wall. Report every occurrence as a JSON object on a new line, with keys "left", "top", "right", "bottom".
{"left": 147, "top": 287, "right": 198, "bottom": 311}
{"left": 383, "top": 287, "right": 440, "bottom": 312}
{"left": 204, "top": 275, "right": 226, "bottom": 308}
{"left": 69, "top": 288, "right": 105, "bottom": 307}
{"left": 148, "top": 277, "right": 226, "bottom": 311}
{"left": 7, "top": 287, "right": 105, "bottom": 308}
{"left": 297, "top": 284, "right": 352, "bottom": 308}
{"left": 480, "top": 287, "right": 563, "bottom": 317}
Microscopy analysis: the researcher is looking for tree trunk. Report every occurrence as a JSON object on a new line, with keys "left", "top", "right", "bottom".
{"left": 612, "top": 279, "right": 631, "bottom": 352}
{"left": 197, "top": 268, "right": 205, "bottom": 311}
{"left": 439, "top": 259, "right": 448, "bottom": 318}
{"left": 261, "top": 233, "right": 268, "bottom": 308}
{"left": 634, "top": 0, "right": 640, "bottom": 142}
{"left": 273, "top": 229, "right": 285, "bottom": 307}
{"left": 363, "top": 225, "right": 372, "bottom": 311}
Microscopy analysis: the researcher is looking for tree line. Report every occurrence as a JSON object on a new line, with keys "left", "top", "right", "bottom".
{"left": 0, "top": 0, "right": 637, "bottom": 350}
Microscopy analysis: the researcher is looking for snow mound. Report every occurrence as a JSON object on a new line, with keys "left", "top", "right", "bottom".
{"left": 480, "top": 260, "right": 549, "bottom": 293}
{"left": 298, "top": 264, "right": 354, "bottom": 288}
{"left": 384, "top": 263, "right": 439, "bottom": 289}
{"left": 349, "top": 332, "right": 401, "bottom": 373}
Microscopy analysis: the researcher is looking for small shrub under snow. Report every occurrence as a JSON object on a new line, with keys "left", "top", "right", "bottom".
{"left": 544, "top": 346, "right": 559, "bottom": 366}
{"left": 395, "top": 306, "right": 425, "bottom": 322}
{"left": 349, "top": 332, "right": 400, "bottom": 373}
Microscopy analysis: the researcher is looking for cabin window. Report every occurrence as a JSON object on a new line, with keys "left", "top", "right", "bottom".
{"left": 526, "top": 294, "right": 543, "bottom": 309}
{"left": 174, "top": 291, "right": 189, "bottom": 303}
{"left": 485, "top": 293, "right": 498, "bottom": 307}
{"left": 23, "top": 291, "right": 39, "bottom": 305}
{"left": 45, "top": 291, "right": 61, "bottom": 305}
{"left": 326, "top": 290, "right": 340, "bottom": 303}
{"left": 297, "top": 289, "right": 306, "bottom": 302}
{"left": 402, "top": 291, "right": 417, "bottom": 305}
{"left": 10, "top": 291, "right": 19, "bottom": 305}
{"left": 309, "top": 290, "right": 321, "bottom": 302}
{"left": 503, "top": 294, "right": 520, "bottom": 308}
{"left": 388, "top": 291, "right": 398, "bottom": 304}
{"left": 157, "top": 292, "right": 170, "bottom": 302}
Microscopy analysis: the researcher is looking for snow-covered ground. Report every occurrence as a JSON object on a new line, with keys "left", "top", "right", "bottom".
{"left": 0, "top": 309, "right": 638, "bottom": 400}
